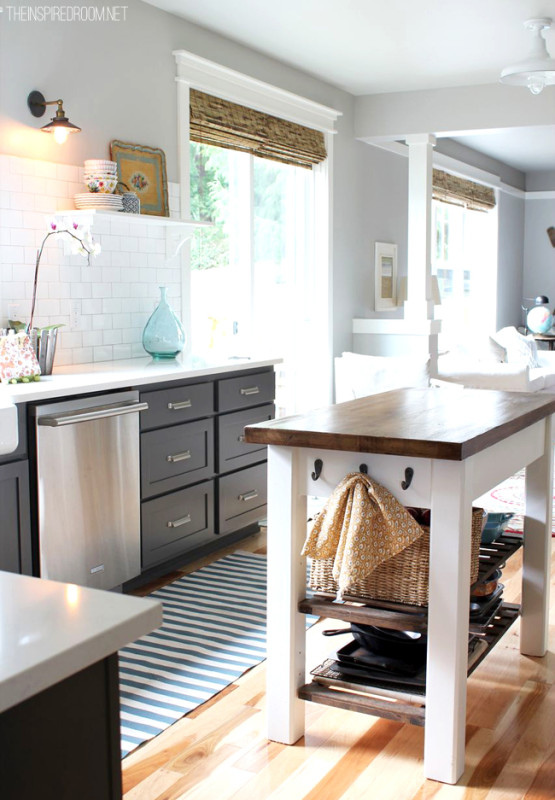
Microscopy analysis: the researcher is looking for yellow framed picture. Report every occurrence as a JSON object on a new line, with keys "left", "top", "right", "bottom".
{"left": 374, "top": 241, "right": 397, "bottom": 310}
{"left": 110, "top": 140, "right": 169, "bottom": 217}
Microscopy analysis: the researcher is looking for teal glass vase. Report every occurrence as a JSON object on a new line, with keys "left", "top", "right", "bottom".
{"left": 142, "top": 286, "right": 186, "bottom": 359}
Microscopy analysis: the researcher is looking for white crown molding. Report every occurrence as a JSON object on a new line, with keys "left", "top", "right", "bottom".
{"left": 525, "top": 190, "right": 555, "bottom": 199}
{"left": 173, "top": 50, "right": 341, "bottom": 133}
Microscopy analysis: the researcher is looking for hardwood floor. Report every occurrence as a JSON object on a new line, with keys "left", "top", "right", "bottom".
{"left": 123, "top": 534, "right": 554, "bottom": 800}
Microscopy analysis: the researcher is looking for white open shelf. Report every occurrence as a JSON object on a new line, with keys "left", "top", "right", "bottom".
{"left": 54, "top": 209, "right": 212, "bottom": 258}
{"left": 55, "top": 208, "right": 211, "bottom": 228}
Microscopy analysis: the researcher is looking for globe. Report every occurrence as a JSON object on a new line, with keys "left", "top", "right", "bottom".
{"left": 527, "top": 304, "right": 553, "bottom": 334}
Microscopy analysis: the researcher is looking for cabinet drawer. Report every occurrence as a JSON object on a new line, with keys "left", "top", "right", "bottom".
{"left": 140, "top": 382, "right": 213, "bottom": 430}
{"left": 218, "top": 404, "right": 274, "bottom": 474}
{"left": 217, "top": 371, "right": 275, "bottom": 413}
{"left": 142, "top": 481, "right": 215, "bottom": 569}
{"left": 219, "top": 462, "right": 267, "bottom": 535}
{"left": 141, "top": 418, "right": 214, "bottom": 498}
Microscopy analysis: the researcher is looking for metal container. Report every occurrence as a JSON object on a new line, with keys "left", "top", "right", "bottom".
{"left": 30, "top": 327, "right": 59, "bottom": 375}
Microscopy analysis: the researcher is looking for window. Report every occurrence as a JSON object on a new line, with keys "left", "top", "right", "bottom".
{"left": 190, "top": 142, "right": 317, "bottom": 416}
{"left": 432, "top": 198, "right": 498, "bottom": 350}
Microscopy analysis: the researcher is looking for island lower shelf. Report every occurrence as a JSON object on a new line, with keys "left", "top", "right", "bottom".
{"left": 298, "top": 534, "right": 522, "bottom": 726}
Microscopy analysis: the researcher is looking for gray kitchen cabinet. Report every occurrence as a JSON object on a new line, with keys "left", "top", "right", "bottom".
{"left": 217, "top": 403, "right": 273, "bottom": 474}
{"left": 217, "top": 370, "right": 275, "bottom": 413}
{"left": 142, "top": 480, "right": 215, "bottom": 569}
{"left": 218, "top": 462, "right": 268, "bottom": 536}
{"left": 140, "top": 382, "right": 214, "bottom": 431}
{"left": 0, "top": 460, "right": 32, "bottom": 575}
{"left": 141, "top": 418, "right": 214, "bottom": 499}
{"left": 137, "top": 367, "right": 274, "bottom": 579}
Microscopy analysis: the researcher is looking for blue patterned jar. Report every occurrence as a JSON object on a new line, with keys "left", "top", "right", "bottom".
{"left": 142, "top": 287, "right": 186, "bottom": 359}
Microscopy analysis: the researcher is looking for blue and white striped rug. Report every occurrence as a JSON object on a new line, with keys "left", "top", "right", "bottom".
{"left": 119, "top": 550, "right": 315, "bottom": 757}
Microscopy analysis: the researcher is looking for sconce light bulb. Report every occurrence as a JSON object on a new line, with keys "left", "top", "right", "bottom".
{"left": 527, "top": 75, "right": 545, "bottom": 94}
{"left": 53, "top": 126, "right": 69, "bottom": 144}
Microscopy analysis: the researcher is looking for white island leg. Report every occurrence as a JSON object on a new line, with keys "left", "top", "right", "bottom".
{"left": 425, "top": 459, "right": 473, "bottom": 784}
{"left": 521, "top": 414, "right": 553, "bottom": 656}
{"left": 266, "top": 444, "right": 307, "bottom": 744}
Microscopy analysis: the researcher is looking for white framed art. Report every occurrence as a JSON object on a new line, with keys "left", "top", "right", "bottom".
{"left": 374, "top": 242, "right": 397, "bottom": 310}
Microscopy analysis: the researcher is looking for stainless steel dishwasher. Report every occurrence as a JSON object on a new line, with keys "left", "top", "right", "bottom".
{"left": 32, "top": 391, "right": 148, "bottom": 590}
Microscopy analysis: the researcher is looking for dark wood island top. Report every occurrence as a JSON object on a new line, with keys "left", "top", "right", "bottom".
{"left": 244, "top": 388, "right": 555, "bottom": 461}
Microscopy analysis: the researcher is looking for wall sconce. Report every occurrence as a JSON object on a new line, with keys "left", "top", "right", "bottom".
{"left": 27, "top": 90, "right": 81, "bottom": 144}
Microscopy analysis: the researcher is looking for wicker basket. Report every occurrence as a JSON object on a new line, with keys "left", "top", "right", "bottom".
{"left": 308, "top": 507, "right": 485, "bottom": 607}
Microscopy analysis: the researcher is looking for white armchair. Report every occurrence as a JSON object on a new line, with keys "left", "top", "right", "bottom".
{"left": 335, "top": 352, "right": 430, "bottom": 403}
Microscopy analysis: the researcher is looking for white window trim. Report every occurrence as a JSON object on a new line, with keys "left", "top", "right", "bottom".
{"left": 173, "top": 49, "right": 341, "bottom": 404}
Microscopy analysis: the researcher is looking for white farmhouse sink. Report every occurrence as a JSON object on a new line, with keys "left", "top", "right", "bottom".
{"left": 0, "top": 390, "right": 18, "bottom": 455}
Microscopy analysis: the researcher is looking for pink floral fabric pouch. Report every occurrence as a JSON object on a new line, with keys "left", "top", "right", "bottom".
{"left": 0, "top": 331, "right": 41, "bottom": 383}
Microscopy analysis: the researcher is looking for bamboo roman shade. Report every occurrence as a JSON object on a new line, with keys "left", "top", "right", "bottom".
{"left": 189, "top": 89, "right": 327, "bottom": 169}
{"left": 432, "top": 169, "right": 496, "bottom": 212}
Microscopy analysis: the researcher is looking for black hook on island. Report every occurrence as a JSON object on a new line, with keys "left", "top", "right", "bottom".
{"left": 311, "top": 458, "right": 323, "bottom": 481}
{"left": 401, "top": 467, "right": 414, "bottom": 490}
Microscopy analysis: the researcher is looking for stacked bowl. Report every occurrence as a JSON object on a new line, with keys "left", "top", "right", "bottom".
{"left": 83, "top": 159, "right": 118, "bottom": 193}
{"left": 75, "top": 159, "right": 123, "bottom": 211}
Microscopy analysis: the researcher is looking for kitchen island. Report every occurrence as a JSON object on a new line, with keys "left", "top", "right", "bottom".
{"left": 245, "top": 388, "right": 554, "bottom": 784}
{"left": 0, "top": 570, "right": 162, "bottom": 799}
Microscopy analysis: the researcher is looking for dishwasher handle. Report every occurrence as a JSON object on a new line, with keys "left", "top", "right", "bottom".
{"left": 38, "top": 400, "right": 149, "bottom": 427}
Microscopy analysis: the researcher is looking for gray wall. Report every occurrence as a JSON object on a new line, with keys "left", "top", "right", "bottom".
{"left": 523, "top": 196, "right": 555, "bottom": 305}
{"left": 497, "top": 192, "right": 525, "bottom": 330}
{"left": 0, "top": 0, "right": 362, "bottom": 357}
{"left": 354, "top": 145, "right": 408, "bottom": 321}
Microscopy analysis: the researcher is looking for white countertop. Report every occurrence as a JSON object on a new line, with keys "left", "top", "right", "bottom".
{"left": 0, "top": 571, "right": 162, "bottom": 714}
{"left": 3, "top": 354, "right": 282, "bottom": 404}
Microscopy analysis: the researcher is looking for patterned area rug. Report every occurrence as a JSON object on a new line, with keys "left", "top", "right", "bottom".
{"left": 476, "top": 469, "right": 555, "bottom": 535}
{"left": 118, "top": 551, "right": 315, "bottom": 758}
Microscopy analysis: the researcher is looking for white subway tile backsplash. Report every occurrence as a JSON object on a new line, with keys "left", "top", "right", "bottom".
{"left": 21, "top": 176, "right": 47, "bottom": 196}
{"left": 112, "top": 251, "right": 130, "bottom": 267}
{"left": 72, "top": 347, "right": 93, "bottom": 363}
{"left": 93, "top": 345, "right": 113, "bottom": 362}
{"left": 1, "top": 155, "right": 183, "bottom": 366}
{"left": 70, "top": 282, "right": 92, "bottom": 299}
{"left": 56, "top": 164, "right": 78, "bottom": 183}
{"left": 92, "top": 314, "right": 113, "bottom": 330}
{"left": 122, "top": 328, "right": 141, "bottom": 344}
{"left": 103, "top": 329, "right": 122, "bottom": 345}
{"left": 34, "top": 161, "right": 57, "bottom": 179}
{"left": 60, "top": 331, "right": 83, "bottom": 349}
{"left": 91, "top": 281, "right": 112, "bottom": 300}
{"left": 10, "top": 157, "right": 35, "bottom": 176}
{"left": 112, "top": 343, "right": 133, "bottom": 360}
{"left": 102, "top": 298, "right": 122, "bottom": 314}
{"left": 82, "top": 330, "right": 103, "bottom": 347}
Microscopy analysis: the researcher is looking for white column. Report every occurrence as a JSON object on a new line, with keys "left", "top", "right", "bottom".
{"left": 521, "top": 414, "right": 553, "bottom": 656}
{"left": 425, "top": 458, "right": 472, "bottom": 784}
{"left": 266, "top": 445, "right": 307, "bottom": 744}
{"left": 404, "top": 133, "right": 436, "bottom": 322}
{"left": 175, "top": 77, "right": 192, "bottom": 357}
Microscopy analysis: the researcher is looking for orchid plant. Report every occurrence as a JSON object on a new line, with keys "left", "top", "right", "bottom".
{"left": 27, "top": 220, "right": 101, "bottom": 332}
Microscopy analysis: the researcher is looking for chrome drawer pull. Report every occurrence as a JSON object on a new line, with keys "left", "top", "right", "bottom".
{"left": 166, "top": 450, "right": 191, "bottom": 463}
{"left": 168, "top": 400, "right": 192, "bottom": 410}
{"left": 167, "top": 514, "right": 192, "bottom": 528}
{"left": 238, "top": 490, "right": 258, "bottom": 502}
{"left": 240, "top": 386, "right": 259, "bottom": 396}
{"left": 237, "top": 434, "right": 246, "bottom": 442}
